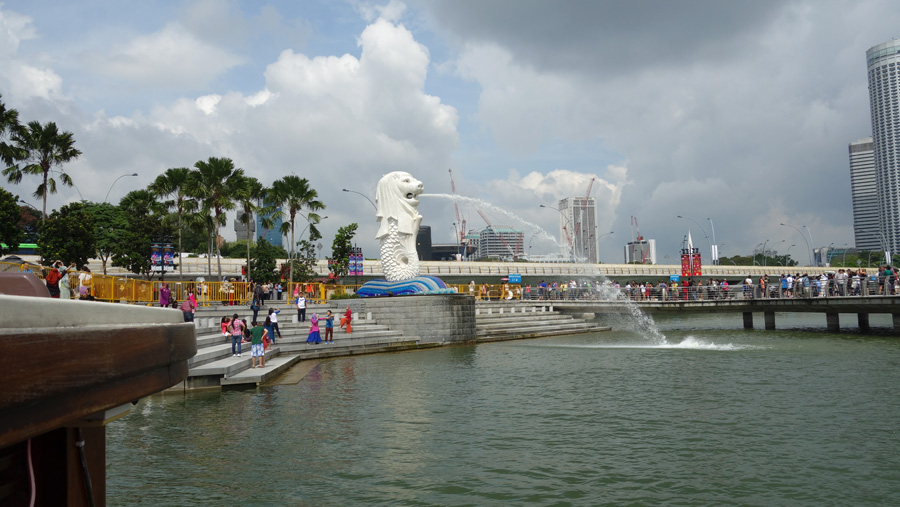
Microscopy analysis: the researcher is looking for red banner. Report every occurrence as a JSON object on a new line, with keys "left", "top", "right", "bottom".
{"left": 691, "top": 253, "right": 702, "bottom": 276}
{"left": 681, "top": 253, "right": 691, "bottom": 277}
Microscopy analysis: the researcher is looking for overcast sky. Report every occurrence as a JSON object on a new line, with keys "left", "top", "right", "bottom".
{"left": 1, "top": 0, "right": 897, "bottom": 264}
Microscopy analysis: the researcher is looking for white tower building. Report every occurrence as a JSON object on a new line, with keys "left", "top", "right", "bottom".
{"left": 866, "top": 39, "right": 900, "bottom": 254}
{"left": 557, "top": 197, "right": 598, "bottom": 263}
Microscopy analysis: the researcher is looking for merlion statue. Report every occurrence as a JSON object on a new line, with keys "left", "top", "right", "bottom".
{"left": 375, "top": 171, "right": 423, "bottom": 281}
{"left": 356, "top": 170, "right": 452, "bottom": 297}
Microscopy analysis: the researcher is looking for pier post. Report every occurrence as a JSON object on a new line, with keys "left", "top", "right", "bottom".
{"left": 893, "top": 314, "right": 900, "bottom": 333}
{"left": 826, "top": 312, "right": 840, "bottom": 332}
{"left": 858, "top": 313, "right": 870, "bottom": 332}
{"left": 743, "top": 312, "right": 754, "bottom": 329}
{"left": 764, "top": 311, "right": 775, "bottom": 330}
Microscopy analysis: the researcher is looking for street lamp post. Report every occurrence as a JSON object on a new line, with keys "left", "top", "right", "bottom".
{"left": 784, "top": 244, "right": 796, "bottom": 266}
{"left": 452, "top": 222, "right": 461, "bottom": 260}
{"left": 540, "top": 204, "right": 575, "bottom": 262}
{"left": 596, "top": 231, "right": 613, "bottom": 263}
{"left": 677, "top": 215, "right": 712, "bottom": 264}
{"left": 780, "top": 223, "right": 812, "bottom": 267}
{"left": 707, "top": 217, "right": 717, "bottom": 264}
{"left": 342, "top": 188, "right": 377, "bottom": 211}
{"left": 104, "top": 173, "right": 139, "bottom": 203}
{"left": 842, "top": 243, "right": 849, "bottom": 267}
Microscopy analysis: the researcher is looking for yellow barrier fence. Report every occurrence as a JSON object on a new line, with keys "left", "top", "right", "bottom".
{"left": 1, "top": 261, "right": 525, "bottom": 304}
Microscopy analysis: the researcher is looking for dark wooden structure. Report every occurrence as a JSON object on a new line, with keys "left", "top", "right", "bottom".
{"left": 0, "top": 273, "right": 196, "bottom": 506}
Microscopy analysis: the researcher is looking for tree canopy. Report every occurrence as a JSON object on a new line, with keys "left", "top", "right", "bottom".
{"left": 0, "top": 187, "right": 24, "bottom": 256}
{"left": 330, "top": 223, "right": 358, "bottom": 280}
{"left": 37, "top": 201, "right": 95, "bottom": 268}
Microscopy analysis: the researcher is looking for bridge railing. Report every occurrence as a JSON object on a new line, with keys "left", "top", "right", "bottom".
{"left": 519, "top": 276, "right": 900, "bottom": 301}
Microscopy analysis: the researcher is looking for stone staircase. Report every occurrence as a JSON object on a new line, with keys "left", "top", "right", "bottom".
{"left": 167, "top": 302, "right": 429, "bottom": 390}
{"left": 168, "top": 300, "right": 608, "bottom": 390}
{"left": 474, "top": 301, "right": 608, "bottom": 342}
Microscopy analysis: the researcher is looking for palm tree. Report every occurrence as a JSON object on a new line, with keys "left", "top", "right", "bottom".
{"left": 270, "top": 175, "right": 324, "bottom": 283}
{"left": 0, "top": 94, "right": 20, "bottom": 163}
{"left": 233, "top": 176, "right": 266, "bottom": 281}
{"left": 149, "top": 167, "right": 196, "bottom": 276}
{"left": 185, "top": 157, "right": 244, "bottom": 279}
{"left": 182, "top": 208, "right": 215, "bottom": 276}
{"left": 2, "top": 121, "right": 82, "bottom": 226}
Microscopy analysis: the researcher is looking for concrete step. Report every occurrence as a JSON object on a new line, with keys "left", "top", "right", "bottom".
{"left": 220, "top": 352, "right": 304, "bottom": 386}
{"left": 477, "top": 324, "right": 608, "bottom": 342}
{"left": 475, "top": 313, "right": 573, "bottom": 323}
{"left": 476, "top": 321, "right": 596, "bottom": 335}
{"left": 477, "top": 317, "right": 587, "bottom": 329}
{"left": 189, "top": 345, "right": 287, "bottom": 378}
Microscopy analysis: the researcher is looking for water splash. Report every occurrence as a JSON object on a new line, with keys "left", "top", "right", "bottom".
{"left": 554, "top": 336, "right": 760, "bottom": 351}
{"left": 591, "top": 278, "right": 669, "bottom": 344}
{"left": 421, "top": 193, "right": 564, "bottom": 250}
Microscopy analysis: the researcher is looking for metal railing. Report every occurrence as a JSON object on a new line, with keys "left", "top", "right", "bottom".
{"left": 5, "top": 260, "right": 896, "bottom": 304}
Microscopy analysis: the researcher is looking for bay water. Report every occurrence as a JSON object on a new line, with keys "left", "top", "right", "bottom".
{"left": 107, "top": 313, "right": 900, "bottom": 505}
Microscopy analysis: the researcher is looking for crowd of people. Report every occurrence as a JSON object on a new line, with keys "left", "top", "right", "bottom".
{"left": 458, "top": 266, "right": 900, "bottom": 302}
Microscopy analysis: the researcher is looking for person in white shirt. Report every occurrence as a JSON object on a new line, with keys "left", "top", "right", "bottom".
{"left": 267, "top": 307, "right": 282, "bottom": 341}
{"left": 296, "top": 295, "right": 307, "bottom": 322}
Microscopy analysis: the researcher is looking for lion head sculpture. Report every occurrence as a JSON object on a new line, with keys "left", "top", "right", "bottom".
{"left": 375, "top": 171, "right": 423, "bottom": 239}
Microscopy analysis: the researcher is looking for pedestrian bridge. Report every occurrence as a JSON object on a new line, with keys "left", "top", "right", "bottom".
{"left": 547, "top": 296, "right": 900, "bottom": 334}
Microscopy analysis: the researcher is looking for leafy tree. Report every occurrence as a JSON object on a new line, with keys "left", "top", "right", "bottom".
{"left": 250, "top": 238, "right": 278, "bottom": 282}
{"left": 2, "top": 121, "right": 82, "bottom": 226}
{"left": 284, "top": 238, "right": 320, "bottom": 283}
{"left": 185, "top": 157, "right": 244, "bottom": 279}
{"left": 0, "top": 187, "right": 25, "bottom": 255}
{"left": 112, "top": 190, "right": 173, "bottom": 278}
{"left": 330, "top": 223, "right": 358, "bottom": 280}
{"left": 149, "top": 167, "right": 196, "bottom": 276}
{"left": 82, "top": 201, "right": 128, "bottom": 275}
{"left": 17, "top": 203, "right": 41, "bottom": 242}
{"left": 269, "top": 175, "right": 324, "bottom": 282}
{"left": 38, "top": 201, "right": 95, "bottom": 267}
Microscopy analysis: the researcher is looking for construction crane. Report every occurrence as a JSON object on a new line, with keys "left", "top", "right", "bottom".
{"left": 448, "top": 169, "right": 466, "bottom": 244}
{"left": 477, "top": 208, "right": 518, "bottom": 260}
{"left": 630, "top": 216, "right": 649, "bottom": 264}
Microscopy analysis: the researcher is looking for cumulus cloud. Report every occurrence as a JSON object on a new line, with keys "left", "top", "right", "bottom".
{"left": 428, "top": 0, "right": 898, "bottom": 259}
{"left": 0, "top": 7, "right": 63, "bottom": 100}
{"left": 83, "top": 23, "right": 245, "bottom": 89}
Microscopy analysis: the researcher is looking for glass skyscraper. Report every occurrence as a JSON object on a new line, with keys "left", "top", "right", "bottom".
{"left": 849, "top": 137, "right": 880, "bottom": 250}
{"left": 866, "top": 39, "right": 900, "bottom": 254}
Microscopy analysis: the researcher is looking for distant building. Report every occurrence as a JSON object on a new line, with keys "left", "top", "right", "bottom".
{"left": 478, "top": 226, "right": 524, "bottom": 260}
{"left": 233, "top": 216, "right": 256, "bottom": 242}
{"left": 866, "top": 39, "right": 900, "bottom": 253}
{"left": 849, "top": 137, "right": 880, "bottom": 250}
{"left": 557, "top": 197, "right": 598, "bottom": 263}
{"left": 416, "top": 226, "right": 433, "bottom": 261}
{"left": 256, "top": 201, "right": 284, "bottom": 248}
{"left": 625, "top": 239, "right": 656, "bottom": 264}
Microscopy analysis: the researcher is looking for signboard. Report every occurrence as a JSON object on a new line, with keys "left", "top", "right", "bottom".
{"left": 509, "top": 274, "right": 522, "bottom": 284}
{"left": 681, "top": 248, "right": 702, "bottom": 277}
{"left": 691, "top": 252, "right": 702, "bottom": 276}
{"left": 669, "top": 275, "right": 680, "bottom": 283}
{"left": 151, "top": 243, "right": 162, "bottom": 267}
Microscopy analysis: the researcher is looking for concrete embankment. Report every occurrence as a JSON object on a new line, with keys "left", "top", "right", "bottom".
{"left": 167, "top": 299, "right": 609, "bottom": 391}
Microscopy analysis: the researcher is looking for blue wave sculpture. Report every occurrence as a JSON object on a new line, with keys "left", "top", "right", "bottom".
{"left": 357, "top": 276, "right": 455, "bottom": 297}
